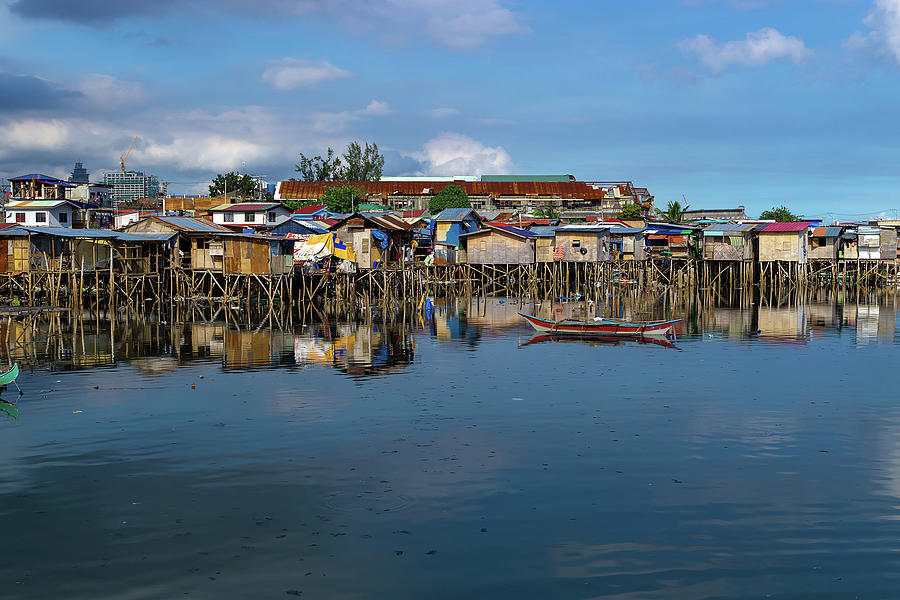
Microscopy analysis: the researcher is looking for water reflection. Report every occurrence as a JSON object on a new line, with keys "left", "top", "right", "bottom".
{"left": 0, "top": 293, "right": 895, "bottom": 377}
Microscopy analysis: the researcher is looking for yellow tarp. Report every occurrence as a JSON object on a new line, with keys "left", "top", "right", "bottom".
{"left": 293, "top": 233, "right": 356, "bottom": 263}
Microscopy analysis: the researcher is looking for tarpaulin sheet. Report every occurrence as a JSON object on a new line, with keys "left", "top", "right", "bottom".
{"left": 293, "top": 233, "right": 356, "bottom": 263}
{"left": 371, "top": 229, "right": 390, "bottom": 250}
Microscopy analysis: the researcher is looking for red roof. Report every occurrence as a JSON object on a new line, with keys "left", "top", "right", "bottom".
{"left": 761, "top": 221, "right": 814, "bottom": 232}
{"left": 293, "top": 204, "right": 326, "bottom": 215}
{"left": 403, "top": 209, "right": 426, "bottom": 218}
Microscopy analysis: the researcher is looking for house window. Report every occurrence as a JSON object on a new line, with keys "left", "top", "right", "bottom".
{"left": 59, "top": 212, "right": 68, "bottom": 223}
{"left": 572, "top": 239, "right": 581, "bottom": 248}
{"left": 223, "top": 212, "right": 234, "bottom": 222}
{"left": 15, "top": 213, "right": 25, "bottom": 223}
{"left": 245, "top": 212, "right": 256, "bottom": 223}
{"left": 36, "top": 212, "right": 46, "bottom": 223}
{"left": 267, "top": 212, "right": 276, "bottom": 222}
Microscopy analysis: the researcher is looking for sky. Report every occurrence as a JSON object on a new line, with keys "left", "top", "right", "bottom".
{"left": 1, "top": 0, "right": 900, "bottom": 220}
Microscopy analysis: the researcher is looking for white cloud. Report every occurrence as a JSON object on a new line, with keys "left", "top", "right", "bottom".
{"left": 844, "top": 1, "right": 900, "bottom": 64}
{"left": 679, "top": 27, "right": 812, "bottom": 73}
{"left": 261, "top": 58, "right": 351, "bottom": 90}
{"left": 311, "top": 99, "right": 392, "bottom": 133}
{"left": 411, "top": 132, "right": 514, "bottom": 176}
{"left": 424, "top": 2, "right": 530, "bottom": 49}
{"left": 77, "top": 74, "right": 146, "bottom": 109}
{"left": 135, "top": 134, "right": 273, "bottom": 172}
{"left": 423, "top": 107, "right": 460, "bottom": 119}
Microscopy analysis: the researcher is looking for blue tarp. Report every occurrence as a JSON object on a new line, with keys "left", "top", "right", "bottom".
{"left": 371, "top": 229, "right": 390, "bottom": 249}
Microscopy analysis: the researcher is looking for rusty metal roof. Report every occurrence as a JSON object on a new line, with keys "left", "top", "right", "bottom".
{"left": 277, "top": 180, "right": 607, "bottom": 200}
{"left": 811, "top": 226, "right": 843, "bottom": 237}
{"left": 330, "top": 213, "right": 411, "bottom": 232}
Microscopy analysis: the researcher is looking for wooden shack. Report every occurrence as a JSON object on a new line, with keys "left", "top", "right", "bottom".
{"left": 757, "top": 222, "right": 812, "bottom": 264}
{"left": 608, "top": 227, "right": 645, "bottom": 261}
{"left": 330, "top": 213, "right": 413, "bottom": 269}
{"left": 857, "top": 226, "right": 897, "bottom": 260}
{"left": 529, "top": 226, "right": 559, "bottom": 263}
{"left": 808, "top": 226, "right": 843, "bottom": 260}
{"left": 553, "top": 226, "right": 610, "bottom": 262}
{"left": 123, "top": 216, "right": 234, "bottom": 270}
{"left": 433, "top": 242, "right": 457, "bottom": 266}
{"left": 459, "top": 225, "right": 536, "bottom": 265}
{"left": 702, "top": 223, "right": 757, "bottom": 261}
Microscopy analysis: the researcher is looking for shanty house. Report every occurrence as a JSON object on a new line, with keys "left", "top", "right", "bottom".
{"left": 608, "top": 227, "right": 645, "bottom": 261}
{"left": 857, "top": 226, "right": 898, "bottom": 260}
{"left": 644, "top": 225, "right": 698, "bottom": 259}
{"left": 433, "top": 208, "right": 480, "bottom": 247}
{"left": 553, "top": 226, "right": 610, "bottom": 262}
{"left": 757, "top": 222, "right": 812, "bottom": 264}
{"left": 808, "top": 226, "right": 843, "bottom": 260}
{"left": 459, "top": 225, "right": 536, "bottom": 265}
{"left": 8, "top": 173, "right": 74, "bottom": 200}
{"left": 209, "top": 202, "right": 293, "bottom": 230}
{"left": 702, "top": 223, "right": 757, "bottom": 261}
{"left": 530, "top": 226, "right": 559, "bottom": 263}
{"left": 122, "top": 216, "right": 232, "bottom": 270}
{"left": 330, "top": 212, "right": 413, "bottom": 269}
{"left": 4, "top": 199, "right": 79, "bottom": 228}
{"left": 292, "top": 204, "right": 327, "bottom": 220}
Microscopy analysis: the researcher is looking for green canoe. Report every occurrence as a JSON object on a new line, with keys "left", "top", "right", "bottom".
{"left": 0, "top": 363, "right": 18, "bottom": 386}
{"left": 0, "top": 401, "right": 18, "bottom": 421}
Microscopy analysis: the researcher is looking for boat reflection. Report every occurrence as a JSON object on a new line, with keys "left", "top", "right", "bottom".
{"left": 520, "top": 332, "right": 680, "bottom": 350}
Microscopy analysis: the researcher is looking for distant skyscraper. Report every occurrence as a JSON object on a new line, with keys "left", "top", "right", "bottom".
{"left": 69, "top": 161, "right": 89, "bottom": 184}
{"left": 103, "top": 171, "right": 160, "bottom": 204}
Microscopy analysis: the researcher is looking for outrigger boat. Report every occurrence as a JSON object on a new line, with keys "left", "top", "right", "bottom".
{"left": 0, "top": 363, "right": 19, "bottom": 386}
{"left": 519, "top": 313, "right": 679, "bottom": 337}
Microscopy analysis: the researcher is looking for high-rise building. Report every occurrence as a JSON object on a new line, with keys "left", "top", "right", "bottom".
{"left": 69, "top": 161, "right": 89, "bottom": 184}
{"left": 103, "top": 171, "right": 160, "bottom": 204}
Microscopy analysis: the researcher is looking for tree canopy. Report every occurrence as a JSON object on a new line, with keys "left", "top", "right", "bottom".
{"left": 428, "top": 185, "right": 471, "bottom": 214}
{"left": 209, "top": 172, "right": 258, "bottom": 198}
{"left": 295, "top": 142, "right": 384, "bottom": 181}
{"left": 321, "top": 185, "right": 365, "bottom": 214}
{"left": 617, "top": 203, "right": 643, "bottom": 219}
{"left": 759, "top": 205, "right": 803, "bottom": 222}
{"left": 532, "top": 206, "right": 560, "bottom": 219}
{"left": 662, "top": 200, "right": 689, "bottom": 223}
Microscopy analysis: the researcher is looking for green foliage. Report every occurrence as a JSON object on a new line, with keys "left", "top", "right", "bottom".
{"left": 282, "top": 198, "right": 321, "bottom": 211}
{"left": 295, "top": 147, "right": 343, "bottom": 181}
{"left": 428, "top": 185, "right": 471, "bottom": 214}
{"left": 295, "top": 141, "right": 384, "bottom": 181}
{"left": 532, "top": 206, "right": 560, "bottom": 219}
{"left": 209, "top": 172, "right": 258, "bottom": 198}
{"left": 759, "top": 205, "right": 802, "bottom": 222}
{"left": 617, "top": 203, "right": 643, "bottom": 219}
{"left": 340, "top": 142, "right": 385, "bottom": 181}
{"left": 663, "top": 200, "right": 689, "bottom": 223}
{"left": 321, "top": 185, "right": 365, "bottom": 214}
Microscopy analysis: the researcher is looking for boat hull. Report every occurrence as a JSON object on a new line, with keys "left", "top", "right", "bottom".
{"left": 519, "top": 313, "right": 679, "bottom": 337}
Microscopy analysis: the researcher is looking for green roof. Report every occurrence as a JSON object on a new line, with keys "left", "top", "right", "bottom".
{"left": 481, "top": 175, "right": 573, "bottom": 182}
{"left": 357, "top": 203, "right": 391, "bottom": 211}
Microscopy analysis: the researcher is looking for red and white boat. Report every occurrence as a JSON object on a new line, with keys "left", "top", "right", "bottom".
{"left": 519, "top": 313, "right": 679, "bottom": 337}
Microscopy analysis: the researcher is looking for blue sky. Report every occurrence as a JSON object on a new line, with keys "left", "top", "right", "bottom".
{"left": 1, "top": 0, "right": 900, "bottom": 219}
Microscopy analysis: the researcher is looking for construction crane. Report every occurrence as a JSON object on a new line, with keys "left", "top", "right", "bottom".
{"left": 119, "top": 136, "right": 137, "bottom": 174}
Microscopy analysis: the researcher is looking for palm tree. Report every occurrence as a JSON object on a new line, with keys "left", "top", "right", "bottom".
{"left": 664, "top": 200, "right": 689, "bottom": 223}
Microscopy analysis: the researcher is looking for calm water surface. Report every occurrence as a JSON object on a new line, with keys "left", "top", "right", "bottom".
{"left": 2, "top": 297, "right": 900, "bottom": 599}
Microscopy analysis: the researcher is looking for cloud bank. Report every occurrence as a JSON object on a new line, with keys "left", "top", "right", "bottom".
{"left": 680, "top": 27, "right": 811, "bottom": 73}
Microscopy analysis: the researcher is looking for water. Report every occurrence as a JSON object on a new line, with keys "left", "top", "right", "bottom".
{"left": 1, "top": 296, "right": 900, "bottom": 599}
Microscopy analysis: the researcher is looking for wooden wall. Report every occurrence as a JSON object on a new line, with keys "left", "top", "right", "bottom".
{"left": 758, "top": 232, "right": 806, "bottom": 263}
{"left": 464, "top": 230, "right": 535, "bottom": 265}
{"left": 554, "top": 230, "right": 609, "bottom": 263}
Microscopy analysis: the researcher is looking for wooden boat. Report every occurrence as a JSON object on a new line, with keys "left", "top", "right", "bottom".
{"left": 0, "top": 363, "right": 18, "bottom": 386}
{"left": 519, "top": 313, "right": 679, "bottom": 337}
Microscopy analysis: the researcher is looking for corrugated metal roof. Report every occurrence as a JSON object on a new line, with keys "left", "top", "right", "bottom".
{"left": 6, "top": 227, "right": 175, "bottom": 242}
{"left": 529, "top": 226, "right": 560, "bottom": 237}
{"left": 277, "top": 180, "right": 607, "bottom": 200}
{"left": 610, "top": 227, "right": 644, "bottom": 234}
{"left": 293, "top": 204, "right": 326, "bottom": 214}
{"left": 434, "top": 208, "right": 477, "bottom": 221}
{"left": 290, "top": 219, "right": 330, "bottom": 233}
{"left": 811, "top": 226, "right": 843, "bottom": 237}
{"left": 760, "top": 221, "right": 814, "bottom": 232}
{"left": 210, "top": 203, "right": 281, "bottom": 212}
{"left": 5, "top": 200, "right": 71, "bottom": 208}
{"left": 151, "top": 216, "right": 233, "bottom": 233}
{"left": 9, "top": 173, "right": 62, "bottom": 181}
{"left": 481, "top": 175, "right": 573, "bottom": 182}
{"left": 703, "top": 223, "right": 758, "bottom": 233}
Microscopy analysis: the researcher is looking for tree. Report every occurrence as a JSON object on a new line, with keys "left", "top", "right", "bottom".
{"left": 617, "top": 203, "right": 643, "bottom": 219}
{"left": 209, "top": 172, "right": 258, "bottom": 198}
{"left": 321, "top": 185, "right": 365, "bottom": 214}
{"left": 663, "top": 200, "right": 689, "bottom": 223}
{"left": 295, "top": 141, "right": 384, "bottom": 181}
{"left": 295, "top": 147, "right": 343, "bottom": 181}
{"left": 532, "top": 206, "right": 560, "bottom": 219}
{"left": 428, "top": 185, "right": 471, "bottom": 214}
{"left": 759, "top": 205, "right": 802, "bottom": 222}
{"left": 340, "top": 142, "right": 384, "bottom": 181}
